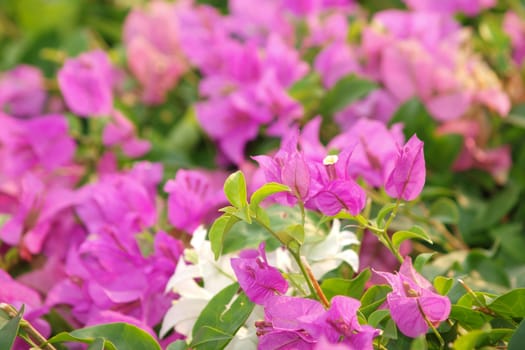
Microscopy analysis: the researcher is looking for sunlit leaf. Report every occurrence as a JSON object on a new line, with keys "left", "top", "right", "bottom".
{"left": 392, "top": 226, "right": 433, "bottom": 250}
{"left": 223, "top": 171, "right": 248, "bottom": 209}
{"left": 433, "top": 276, "right": 454, "bottom": 296}
{"left": 453, "top": 329, "right": 512, "bottom": 350}
{"left": 249, "top": 182, "right": 289, "bottom": 209}
{"left": 489, "top": 288, "right": 525, "bottom": 318}
{"left": 321, "top": 268, "right": 371, "bottom": 301}
{"left": 209, "top": 214, "right": 241, "bottom": 259}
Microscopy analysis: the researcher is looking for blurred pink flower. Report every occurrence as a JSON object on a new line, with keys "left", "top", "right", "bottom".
{"left": 102, "top": 110, "right": 151, "bottom": 158}
{"left": 314, "top": 41, "right": 361, "bottom": 88}
{"left": 0, "top": 174, "right": 76, "bottom": 258}
{"left": 46, "top": 228, "right": 183, "bottom": 337}
{"left": 330, "top": 119, "right": 404, "bottom": 187}
{"left": 76, "top": 173, "right": 157, "bottom": 235}
{"left": 123, "top": 1, "right": 188, "bottom": 104}
{"left": 438, "top": 119, "right": 512, "bottom": 183}
{"left": 403, "top": 0, "right": 496, "bottom": 16}
{"left": 0, "top": 65, "right": 46, "bottom": 118}
{"left": 164, "top": 169, "right": 227, "bottom": 233}
{"left": 503, "top": 11, "right": 525, "bottom": 66}
{"left": 0, "top": 113, "right": 76, "bottom": 178}
{"left": 58, "top": 50, "right": 114, "bottom": 117}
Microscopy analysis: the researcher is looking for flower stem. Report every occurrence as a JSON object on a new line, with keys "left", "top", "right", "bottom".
{"left": 0, "top": 303, "right": 57, "bottom": 350}
{"left": 253, "top": 218, "right": 320, "bottom": 303}
{"left": 300, "top": 256, "right": 330, "bottom": 308}
{"left": 380, "top": 199, "right": 404, "bottom": 264}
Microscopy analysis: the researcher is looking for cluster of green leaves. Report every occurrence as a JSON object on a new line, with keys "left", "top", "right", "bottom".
{"left": 0, "top": 304, "right": 161, "bottom": 350}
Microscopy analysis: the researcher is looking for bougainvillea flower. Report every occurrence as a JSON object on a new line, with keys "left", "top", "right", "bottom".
{"left": 0, "top": 174, "right": 76, "bottom": 258}
{"left": 58, "top": 50, "right": 114, "bottom": 117}
{"left": 329, "top": 119, "right": 404, "bottom": 187}
{"left": 257, "top": 296, "right": 325, "bottom": 349}
{"left": 257, "top": 294, "right": 379, "bottom": 349}
{"left": 254, "top": 129, "right": 312, "bottom": 205}
{"left": 503, "top": 11, "right": 525, "bottom": 66}
{"left": 0, "top": 113, "right": 76, "bottom": 178}
{"left": 313, "top": 178, "right": 366, "bottom": 216}
{"left": 76, "top": 173, "right": 157, "bottom": 235}
{"left": 123, "top": 1, "right": 188, "bottom": 104}
{"left": 227, "top": 0, "right": 292, "bottom": 44}
{"left": 385, "top": 134, "right": 426, "bottom": 201}
{"left": 314, "top": 41, "right": 361, "bottom": 88}
{"left": 102, "top": 110, "right": 151, "bottom": 158}
{"left": 47, "top": 226, "right": 182, "bottom": 333}
{"left": 335, "top": 89, "right": 399, "bottom": 130}
{"left": 403, "top": 0, "right": 496, "bottom": 16}
{"left": 313, "top": 296, "right": 380, "bottom": 348}
{"left": 0, "top": 65, "right": 46, "bottom": 118}
{"left": 231, "top": 243, "right": 288, "bottom": 305}
{"left": 375, "top": 258, "right": 451, "bottom": 338}
{"left": 164, "top": 169, "right": 227, "bottom": 233}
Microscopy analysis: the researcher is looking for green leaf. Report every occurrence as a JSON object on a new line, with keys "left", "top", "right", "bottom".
{"left": 483, "top": 182, "right": 521, "bottom": 228}
{"left": 191, "top": 283, "right": 255, "bottom": 350}
{"left": 488, "top": 288, "right": 525, "bottom": 318}
{"left": 367, "top": 309, "right": 390, "bottom": 328}
{"left": 0, "top": 308, "right": 9, "bottom": 330}
{"left": 249, "top": 182, "right": 290, "bottom": 209}
{"left": 223, "top": 171, "right": 248, "bottom": 209}
{"left": 410, "top": 335, "right": 428, "bottom": 350}
{"left": 433, "top": 276, "right": 453, "bottom": 296}
{"left": 509, "top": 319, "right": 525, "bottom": 350}
{"left": 392, "top": 226, "right": 433, "bottom": 250}
{"left": 222, "top": 220, "right": 280, "bottom": 254}
{"left": 389, "top": 99, "right": 436, "bottom": 141}
{"left": 209, "top": 214, "right": 241, "bottom": 259}
{"left": 413, "top": 253, "right": 436, "bottom": 273}
{"left": 15, "top": 0, "right": 81, "bottom": 34}
{"left": 319, "top": 74, "right": 377, "bottom": 116}
{"left": 166, "top": 340, "right": 189, "bottom": 350}
{"left": 425, "top": 133, "right": 463, "bottom": 171}
{"left": 321, "top": 268, "right": 371, "bottom": 301}
{"left": 491, "top": 223, "right": 525, "bottom": 264}
{"left": 449, "top": 305, "right": 490, "bottom": 330}
{"left": 288, "top": 73, "right": 324, "bottom": 113}
{"left": 50, "top": 323, "right": 160, "bottom": 350}
{"left": 429, "top": 198, "right": 459, "bottom": 224}
{"left": 0, "top": 304, "right": 24, "bottom": 350}
{"left": 87, "top": 338, "right": 106, "bottom": 350}
{"left": 464, "top": 250, "right": 511, "bottom": 287}
{"left": 220, "top": 205, "right": 251, "bottom": 223}
{"left": 453, "top": 329, "right": 513, "bottom": 350}
{"left": 360, "top": 285, "right": 391, "bottom": 318}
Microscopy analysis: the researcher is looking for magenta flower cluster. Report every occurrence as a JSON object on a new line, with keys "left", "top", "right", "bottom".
{"left": 254, "top": 117, "right": 425, "bottom": 215}
{"left": 232, "top": 243, "right": 380, "bottom": 349}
